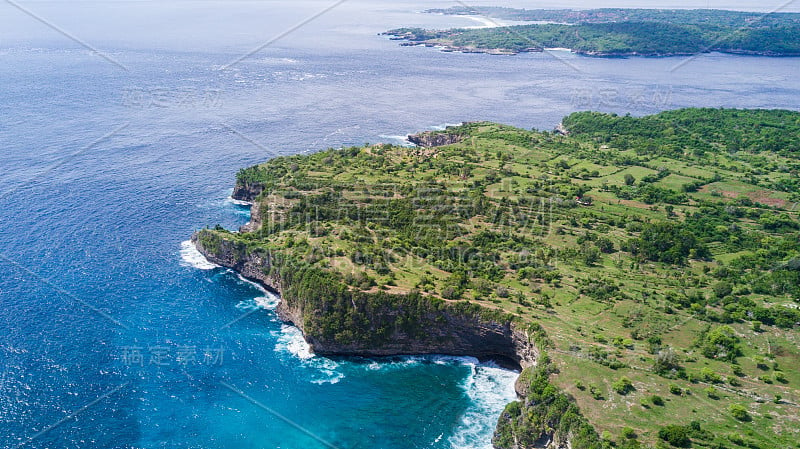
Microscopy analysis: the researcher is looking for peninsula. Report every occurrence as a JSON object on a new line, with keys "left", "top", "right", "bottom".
{"left": 384, "top": 8, "right": 800, "bottom": 56}
{"left": 195, "top": 109, "right": 800, "bottom": 448}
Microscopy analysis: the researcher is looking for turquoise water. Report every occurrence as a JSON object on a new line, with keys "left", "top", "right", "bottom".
{"left": 2, "top": 1, "right": 799, "bottom": 448}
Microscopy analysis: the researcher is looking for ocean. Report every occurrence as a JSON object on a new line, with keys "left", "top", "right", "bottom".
{"left": 1, "top": 1, "right": 799, "bottom": 448}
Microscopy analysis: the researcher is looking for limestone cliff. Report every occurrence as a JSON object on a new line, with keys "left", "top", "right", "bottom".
{"left": 191, "top": 230, "right": 537, "bottom": 369}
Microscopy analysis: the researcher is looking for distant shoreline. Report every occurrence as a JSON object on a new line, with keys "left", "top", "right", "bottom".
{"left": 385, "top": 7, "right": 800, "bottom": 58}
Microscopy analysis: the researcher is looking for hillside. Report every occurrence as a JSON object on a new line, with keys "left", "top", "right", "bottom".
{"left": 196, "top": 109, "right": 800, "bottom": 449}
{"left": 384, "top": 8, "right": 800, "bottom": 56}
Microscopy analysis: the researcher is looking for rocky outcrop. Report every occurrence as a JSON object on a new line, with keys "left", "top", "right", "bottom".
{"left": 231, "top": 182, "right": 265, "bottom": 202}
{"left": 192, "top": 231, "right": 280, "bottom": 293}
{"left": 408, "top": 130, "right": 465, "bottom": 148}
{"left": 238, "top": 201, "right": 262, "bottom": 233}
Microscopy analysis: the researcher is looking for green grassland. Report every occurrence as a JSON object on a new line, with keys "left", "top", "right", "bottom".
{"left": 208, "top": 108, "right": 800, "bottom": 448}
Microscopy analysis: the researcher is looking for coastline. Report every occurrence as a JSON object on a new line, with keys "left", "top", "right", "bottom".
{"left": 396, "top": 39, "right": 800, "bottom": 58}
{"left": 190, "top": 230, "right": 538, "bottom": 368}
{"left": 187, "top": 235, "right": 525, "bottom": 447}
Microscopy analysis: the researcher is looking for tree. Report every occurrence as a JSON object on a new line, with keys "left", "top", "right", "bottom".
{"left": 581, "top": 244, "right": 601, "bottom": 266}
{"left": 624, "top": 173, "right": 636, "bottom": 186}
{"left": 627, "top": 222, "right": 709, "bottom": 265}
{"left": 702, "top": 325, "right": 741, "bottom": 362}
{"left": 595, "top": 237, "right": 615, "bottom": 254}
{"left": 658, "top": 425, "right": 690, "bottom": 447}
{"left": 712, "top": 281, "right": 733, "bottom": 298}
{"left": 653, "top": 347, "right": 682, "bottom": 375}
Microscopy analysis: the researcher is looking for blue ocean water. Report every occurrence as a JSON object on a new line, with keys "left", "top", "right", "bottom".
{"left": 1, "top": 2, "right": 799, "bottom": 448}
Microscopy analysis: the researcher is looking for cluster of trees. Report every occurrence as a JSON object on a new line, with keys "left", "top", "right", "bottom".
{"left": 563, "top": 108, "right": 800, "bottom": 158}
{"left": 494, "top": 355, "right": 612, "bottom": 449}
{"left": 625, "top": 222, "right": 710, "bottom": 265}
{"left": 280, "top": 261, "right": 511, "bottom": 346}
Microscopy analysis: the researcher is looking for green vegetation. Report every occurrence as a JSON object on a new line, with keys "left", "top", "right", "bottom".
{"left": 427, "top": 6, "right": 800, "bottom": 28}
{"left": 385, "top": 8, "right": 800, "bottom": 56}
{"left": 658, "top": 424, "right": 691, "bottom": 447}
{"left": 202, "top": 108, "right": 800, "bottom": 448}
{"left": 495, "top": 354, "right": 607, "bottom": 449}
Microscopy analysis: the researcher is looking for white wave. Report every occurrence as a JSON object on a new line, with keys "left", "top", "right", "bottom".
{"left": 275, "top": 325, "right": 313, "bottom": 359}
{"left": 448, "top": 363, "right": 519, "bottom": 449}
{"left": 179, "top": 240, "right": 219, "bottom": 270}
{"left": 234, "top": 292, "right": 280, "bottom": 311}
{"left": 226, "top": 197, "right": 253, "bottom": 207}
{"left": 231, "top": 271, "right": 270, "bottom": 295}
{"left": 431, "top": 122, "right": 464, "bottom": 131}
{"left": 255, "top": 294, "right": 280, "bottom": 309}
{"left": 273, "top": 325, "right": 344, "bottom": 384}
{"left": 378, "top": 134, "right": 415, "bottom": 147}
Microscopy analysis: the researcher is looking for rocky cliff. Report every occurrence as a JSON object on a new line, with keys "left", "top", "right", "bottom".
{"left": 192, "top": 230, "right": 538, "bottom": 369}
{"left": 231, "top": 182, "right": 265, "bottom": 202}
{"left": 407, "top": 129, "right": 465, "bottom": 148}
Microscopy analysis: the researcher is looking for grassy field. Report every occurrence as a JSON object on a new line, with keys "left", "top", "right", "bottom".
{"left": 211, "top": 109, "right": 800, "bottom": 449}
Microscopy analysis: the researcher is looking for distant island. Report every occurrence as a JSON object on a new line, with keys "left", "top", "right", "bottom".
{"left": 384, "top": 7, "right": 800, "bottom": 56}
{"left": 195, "top": 108, "right": 800, "bottom": 448}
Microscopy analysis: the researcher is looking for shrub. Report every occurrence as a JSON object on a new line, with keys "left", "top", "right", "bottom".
{"left": 651, "top": 395, "right": 665, "bottom": 406}
{"left": 729, "top": 404, "right": 750, "bottom": 421}
{"left": 669, "top": 384, "right": 683, "bottom": 395}
{"left": 704, "top": 387, "right": 719, "bottom": 399}
{"left": 658, "top": 424, "right": 691, "bottom": 447}
{"left": 700, "top": 367, "right": 722, "bottom": 384}
{"left": 612, "top": 376, "right": 635, "bottom": 395}
{"left": 589, "top": 384, "right": 604, "bottom": 400}
{"left": 622, "top": 427, "right": 637, "bottom": 439}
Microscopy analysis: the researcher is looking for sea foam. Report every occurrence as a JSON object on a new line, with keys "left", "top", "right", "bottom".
{"left": 234, "top": 291, "right": 280, "bottom": 312}
{"left": 225, "top": 196, "right": 253, "bottom": 207}
{"left": 378, "top": 134, "right": 415, "bottom": 147}
{"left": 448, "top": 362, "right": 518, "bottom": 449}
{"left": 431, "top": 122, "right": 464, "bottom": 131}
{"left": 273, "top": 325, "right": 344, "bottom": 384}
{"left": 179, "top": 240, "right": 219, "bottom": 270}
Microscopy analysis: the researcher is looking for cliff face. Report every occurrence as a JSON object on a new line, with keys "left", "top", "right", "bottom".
{"left": 238, "top": 201, "right": 262, "bottom": 233}
{"left": 305, "top": 313, "right": 538, "bottom": 369}
{"left": 191, "top": 232, "right": 302, "bottom": 331}
{"left": 191, "top": 231, "right": 537, "bottom": 369}
{"left": 407, "top": 130, "right": 465, "bottom": 148}
{"left": 231, "top": 182, "right": 265, "bottom": 202}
